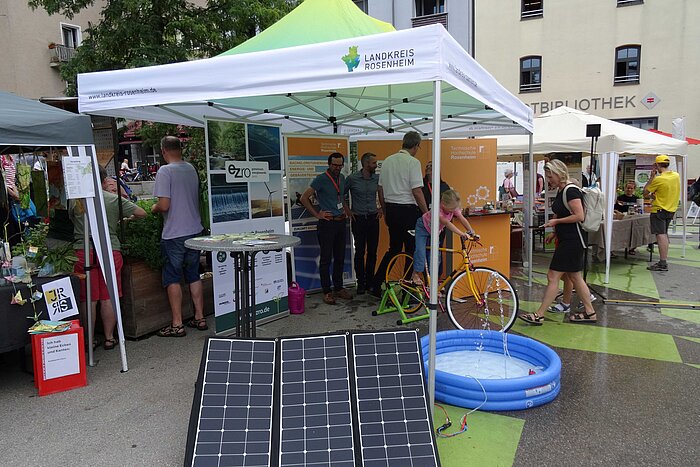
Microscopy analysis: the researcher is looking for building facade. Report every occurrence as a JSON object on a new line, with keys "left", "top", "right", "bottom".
{"left": 354, "top": 0, "right": 475, "bottom": 54}
{"left": 474, "top": 0, "right": 700, "bottom": 176}
{"left": 0, "top": 0, "right": 104, "bottom": 99}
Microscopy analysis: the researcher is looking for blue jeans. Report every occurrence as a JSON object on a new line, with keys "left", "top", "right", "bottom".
{"left": 413, "top": 218, "right": 437, "bottom": 274}
{"left": 161, "top": 233, "right": 202, "bottom": 287}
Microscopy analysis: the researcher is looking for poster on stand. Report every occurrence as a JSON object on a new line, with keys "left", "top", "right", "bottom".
{"left": 285, "top": 135, "right": 354, "bottom": 292}
{"left": 206, "top": 120, "right": 288, "bottom": 334}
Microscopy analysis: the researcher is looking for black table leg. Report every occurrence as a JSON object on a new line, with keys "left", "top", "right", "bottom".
{"left": 249, "top": 252, "right": 258, "bottom": 338}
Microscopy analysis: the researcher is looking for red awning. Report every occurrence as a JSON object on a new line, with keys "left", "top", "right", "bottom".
{"left": 648, "top": 129, "right": 700, "bottom": 145}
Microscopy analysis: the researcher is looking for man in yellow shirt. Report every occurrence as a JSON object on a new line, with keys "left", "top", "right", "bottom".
{"left": 643, "top": 155, "right": 680, "bottom": 271}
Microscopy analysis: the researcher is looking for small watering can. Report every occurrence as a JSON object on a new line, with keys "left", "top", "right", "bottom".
{"left": 288, "top": 282, "right": 306, "bottom": 314}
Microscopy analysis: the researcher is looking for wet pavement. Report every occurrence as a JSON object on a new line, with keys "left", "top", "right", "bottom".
{"left": 0, "top": 240, "right": 698, "bottom": 466}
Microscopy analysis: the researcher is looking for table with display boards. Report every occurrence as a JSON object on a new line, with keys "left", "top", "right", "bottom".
{"left": 185, "top": 234, "right": 300, "bottom": 338}
{"left": 0, "top": 275, "right": 81, "bottom": 354}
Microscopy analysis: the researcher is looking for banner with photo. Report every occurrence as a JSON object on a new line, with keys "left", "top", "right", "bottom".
{"left": 285, "top": 135, "right": 354, "bottom": 292}
{"left": 206, "top": 120, "right": 288, "bottom": 334}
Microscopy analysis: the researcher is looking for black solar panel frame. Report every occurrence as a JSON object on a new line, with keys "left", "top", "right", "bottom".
{"left": 185, "top": 330, "right": 440, "bottom": 467}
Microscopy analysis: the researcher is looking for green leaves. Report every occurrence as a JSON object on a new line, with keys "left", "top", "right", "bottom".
{"left": 122, "top": 199, "right": 165, "bottom": 269}
{"left": 29, "top": 0, "right": 298, "bottom": 96}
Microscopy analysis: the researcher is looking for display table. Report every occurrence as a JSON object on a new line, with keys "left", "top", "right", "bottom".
{"left": 0, "top": 275, "right": 81, "bottom": 354}
{"left": 588, "top": 214, "right": 652, "bottom": 261}
{"left": 185, "top": 234, "right": 300, "bottom": 337}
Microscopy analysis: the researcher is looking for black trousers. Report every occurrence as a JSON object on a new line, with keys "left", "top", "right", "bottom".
{"left": 351, "top": 214, "right": 379, "bottom": 288}
{"left": 317, "top": 219, "right": 346, "bottom": 293}
{"left": 373, "top": 203, "right": 421, "bottom": 290}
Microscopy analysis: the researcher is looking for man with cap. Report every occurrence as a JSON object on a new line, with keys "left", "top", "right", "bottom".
{"left": 643, "top": 155, "right": 680, "bottom": 271}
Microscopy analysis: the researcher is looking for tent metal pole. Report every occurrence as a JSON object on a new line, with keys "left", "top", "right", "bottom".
{"left": 84, "top": 211, "right": 94, "bottom": 367}
{"left": 428, "top": 80, "right": 442, "bottom": 417}
{"left": 681, "top": 155, "right": 687, "bottom": 257}
{"left": 527, "top": 134, "right": 534, "bottom": 286}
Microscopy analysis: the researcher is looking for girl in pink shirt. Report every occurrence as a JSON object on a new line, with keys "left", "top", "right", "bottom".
{"left": 412, "top": 190, "right": 475, "bottom": 285}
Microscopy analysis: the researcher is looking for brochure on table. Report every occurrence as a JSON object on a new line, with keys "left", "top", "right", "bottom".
{"left": 285, "top": 135, "right": 354, "bottom": 292}
{"left": 206, "top": 120, "right": 288, "bottom": 334}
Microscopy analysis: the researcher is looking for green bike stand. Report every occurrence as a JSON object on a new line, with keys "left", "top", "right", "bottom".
{"left": 372, "top": 283, "right": 431, "bottom": 325}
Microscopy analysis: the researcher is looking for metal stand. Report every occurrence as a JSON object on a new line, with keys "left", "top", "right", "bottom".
{"left": 232, "top": 251, "right": 260, "bottom": 338}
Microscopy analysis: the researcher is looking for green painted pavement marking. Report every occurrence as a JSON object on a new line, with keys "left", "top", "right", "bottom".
{"left": 685, "top": 363, "right": 700, "bottom": 370}
{"left": 512, "top": 319, "right": 682, "bottom": 363}
{"left": 662, "top": 309, "right": 700, "bottom": 325}
{"left": 586, "top": 262, "right": 659, "bottom": 299}
{"left": 434, "top": 403, "right": 523, "bottom": 467}
{"left": 677, "top": 335, "right": 700, "bottom": 345}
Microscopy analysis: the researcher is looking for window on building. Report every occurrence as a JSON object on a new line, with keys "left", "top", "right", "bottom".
{"left": 615, "top": 45, "right": 640, "bottom": 84}
{"left": 61, "top": 24, "right": 81, "bottom": 49}
{"left": 617, "top": 0, "right": 643, "bottom": 7}
{"left": 352, "top": 0, "right": 368, "bottom": 13}
{"left": 415, "top": 0, "right": 445, "bottom": 16}
{"left": 520, "top": 56, "right": 541, "bottom": 93}
{"left": 521, "top": 0, "right": 543, "bottom": 19}
{"left": 613, "top": 117, "right": 657, "bottom": 130}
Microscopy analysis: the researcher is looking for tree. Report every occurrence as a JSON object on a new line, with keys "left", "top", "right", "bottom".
{"left": 29, "top": 0, "right": 298, "bottom": 95}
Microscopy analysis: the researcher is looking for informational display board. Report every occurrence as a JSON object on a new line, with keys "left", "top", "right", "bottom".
{"left": 285, "top": 135, "right": 354, "bottom": 292}
{"left": 61, "top": 156, "right": 95, "bottom": 199}
{"left": 357, "top": 138, "right": 508, "bottom": 277}
{"left": 41, "top": 276, "right": 78, "bottom": 321}
{"left": 206, "top": 120, "right": 289, "bottom": 333}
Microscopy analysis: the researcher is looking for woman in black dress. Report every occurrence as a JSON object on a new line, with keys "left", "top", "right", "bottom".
{"left": 519, "top": 159, "right": 597, "bottom": 325}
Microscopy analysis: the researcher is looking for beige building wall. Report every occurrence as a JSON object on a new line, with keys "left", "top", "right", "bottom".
{"left": 475, "top": 0, "right": 700, "bottom": 178}
{"left": 0, "top": 0, "right": 104, "bottom": 99}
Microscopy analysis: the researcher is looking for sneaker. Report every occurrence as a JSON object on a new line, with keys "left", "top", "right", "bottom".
{"left": 647, "top": 262, "right": 668, "bottom": 271}
{"left": 589, "top": 293, "right": 597, "bottom": 302}
{"left": 548, "top": 302, "right": 571, "bottom": 313}
{"left": 323, "top": 292, "right": 337, "bottom": 305}
{"left": 335, "top": 288, "right": 353, "bottom": 300}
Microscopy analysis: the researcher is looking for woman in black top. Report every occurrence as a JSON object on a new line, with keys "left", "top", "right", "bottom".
{"left": 519, "top": 159, "right": 597, "bottom": 325}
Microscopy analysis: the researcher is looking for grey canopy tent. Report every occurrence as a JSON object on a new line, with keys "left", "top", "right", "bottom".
{"left": 0, "top": 91, "right": 129, "bottom": 371}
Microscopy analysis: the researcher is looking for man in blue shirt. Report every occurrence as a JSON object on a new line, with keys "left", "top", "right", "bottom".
{"left": 345, "top": 152, "right": 381, "bottom": 295}
{"left": 301, "top": 153, "right": 353, "bottom": 305}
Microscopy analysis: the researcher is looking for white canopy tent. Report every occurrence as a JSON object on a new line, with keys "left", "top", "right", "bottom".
{"left": 492, "top": 107, "right": 688, "bottom": 284}
{"left": 77, "top": 22, "right": 534, "bottom": 410}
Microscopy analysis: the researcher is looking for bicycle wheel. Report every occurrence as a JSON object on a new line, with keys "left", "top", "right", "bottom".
{"left": 385, "top": 253, "right": 423, "bottom": 314}
{"left": 445, "top": 267, "right": 519, "bottom": 332}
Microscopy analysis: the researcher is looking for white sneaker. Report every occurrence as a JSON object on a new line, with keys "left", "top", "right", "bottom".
{"left": 590, "top": 293, "right": 597, "bottom": 302}
{"left": 548, "top": 302, "right": 570, "bottom": 313}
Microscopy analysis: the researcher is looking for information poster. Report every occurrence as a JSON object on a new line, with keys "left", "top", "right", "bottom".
{"left": 61, "top": 156, "right": 94, "bottom": 199}
{"left": 206, "top": 120, "right": 288, "bottom": 334}
{"left": 285, "top": 135, "right": 354, "bottom": 292}
{"left": 42, "top": 333, "right": 80, "bottom": 380}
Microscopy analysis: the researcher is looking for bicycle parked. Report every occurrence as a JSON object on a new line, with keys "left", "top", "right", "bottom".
{"left": 374, "top": 236, "right": 519, "bottom": 332}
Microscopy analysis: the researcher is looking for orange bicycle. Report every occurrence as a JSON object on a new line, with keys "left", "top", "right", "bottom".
{"left": 376, "top": 236, "right": 519, "bottom": 331}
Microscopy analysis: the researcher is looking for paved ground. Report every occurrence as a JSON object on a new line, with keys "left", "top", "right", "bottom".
{"left": 1, "top": 238, "right": 699, "bottom": 466}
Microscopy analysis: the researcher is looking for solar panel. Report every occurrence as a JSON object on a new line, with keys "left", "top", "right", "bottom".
{"left": 188, "top": 338, "right": 276, "bottom": 467}
{"left": 279, "top": 335, "right": 355, "bottom": 467}
{"left": 352, "top": 330, "right": 439, "bottom": 467}
{"left": 186, "top": 331, "right": 439, "bottom": 467}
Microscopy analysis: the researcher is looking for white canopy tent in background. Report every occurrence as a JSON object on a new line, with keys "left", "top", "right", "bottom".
{"left": 493, "top": 107, "right": 688, "bottom": 285}
{"left": 77, "top": 21, "right": 534, "bottom": 410}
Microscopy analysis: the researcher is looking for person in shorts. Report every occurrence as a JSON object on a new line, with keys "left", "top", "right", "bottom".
{"left": 72, "top": 166, "right": 146, "bottom": 349}
{"left": 644, "top": 155, "right": 681, "bottom": 271}
{"left": 152, "top": 136, "right": 206, "bottom": 336}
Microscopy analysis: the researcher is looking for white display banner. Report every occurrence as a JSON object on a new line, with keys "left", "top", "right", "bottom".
{"left": 225, "top": 161, "right": 270, "bottom": 183}
{"left": 42, "top": 333, "right": 80, "bottom": 380}
{"left": 62, "top": 156, "right": 95, "bottom": 199}
{"left": 42, "top": 277, "right": 79, "bottom": 321}
{"left": 206, "top": 120, "right": 288, "bottom": 333}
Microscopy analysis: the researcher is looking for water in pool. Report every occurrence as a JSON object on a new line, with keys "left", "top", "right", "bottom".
{"left": 435, "top": 350, "right": 538, "bottom": 379}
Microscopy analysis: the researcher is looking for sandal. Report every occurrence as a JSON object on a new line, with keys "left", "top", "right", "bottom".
{"left": 518, "top": 313, "right": 544, "bottom": 326}
{"left": 187, "top": 317, "right": 209, "bottom": 331}
{"left": 103, "top": 338, "right": 117, "bottom": 350}
{"left": 157, "top": 324, "right": 186, "bottom": 337}
{"left": 569, "top": 311, "right": 597, "bottom": 324}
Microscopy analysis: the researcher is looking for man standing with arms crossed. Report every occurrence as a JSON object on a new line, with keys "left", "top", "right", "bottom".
{"left": 152, "top": 136, "right": 207, "bottom": 336}
{"left": 644, "top": 154, "right": 680, "bottom": 272}
{"left": 301, "top": 152, "right": 354, "bottom": 305}
{"left": 345, "top": 152, "right": 381, "bottom": 295}
{"left": 371, "top": 131, "right": 428, "bottom": 296}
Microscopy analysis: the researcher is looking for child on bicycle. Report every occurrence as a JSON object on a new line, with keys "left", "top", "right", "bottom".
{"left": 412, "top": 189, "right": 476, "bottom": 285}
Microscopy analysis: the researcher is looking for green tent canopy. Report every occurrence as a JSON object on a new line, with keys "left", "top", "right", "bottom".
{"left": 219, "top": 0, "right": 395, "bottom": 56}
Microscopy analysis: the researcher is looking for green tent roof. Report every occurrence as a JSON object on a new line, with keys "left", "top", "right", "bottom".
{"left": 219, "top": 0, "right": 395, "bottom": 56}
